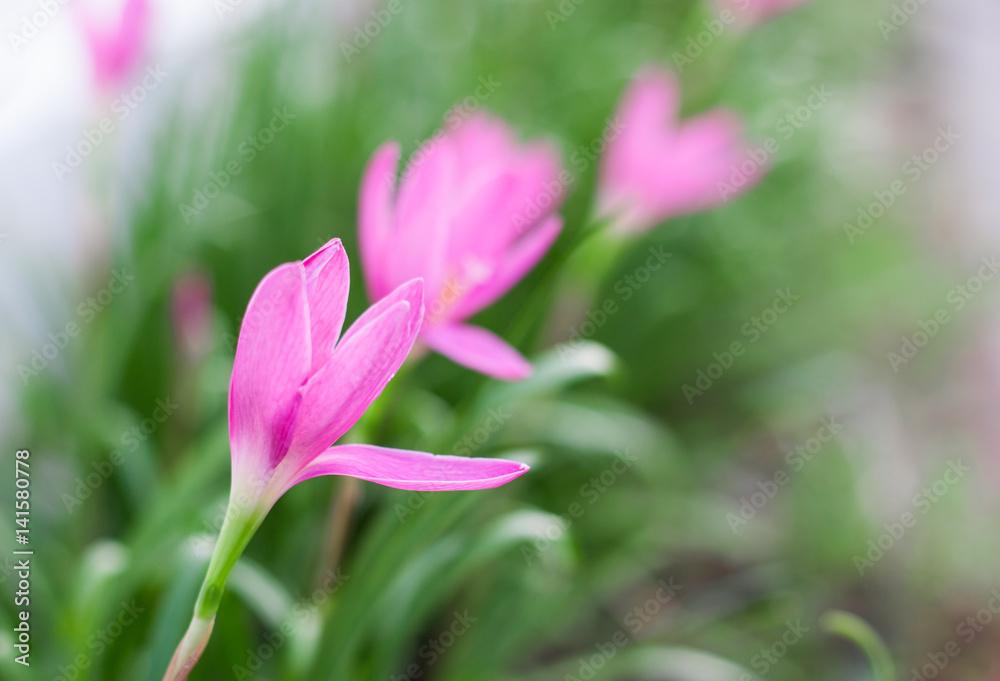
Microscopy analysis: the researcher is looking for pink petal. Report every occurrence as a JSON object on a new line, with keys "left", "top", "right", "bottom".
{"left": 81, "top": 0, "right": 150, "bottom": 89}
{"left": 445, "top": 172, "right": 520, "bottom": 266}
{"left": 388, "top": 142, "right": 456, "bottom": 301}
{"left": 421, "top": 323, "right": 532, "bottom": 381}
{"left": 359, "top": 143, "right": 400, "bottom": 301}
{"left": 454, "top": 142, "right": 563, "bottom": 261}
{"left": 303, "top": 239, "right": 350, "bottom": 373}
{"left": 452, "top": 215, "right": 562, "bottom": 321}
{"left": 599, "top": 66, "right": 765, "bottom": 233}
{"left": 286, "top": 282, "right": 424, "bottom": 464}
{"left": 620, "top": 67, "right": 680, "bottom": 135}
{"left": 287, "top": 444, "right": 530, "bottom": 492}
{"left": 449, "top": 113, "right": 517, "bottom": 169}
{"left": 669, "top": 111, "right": 765, "bottom": 211}
{"left": 229, "top": 263, "right": 311, "bottom": 484}
{"left": 340, "top": 278, "right": 424, "bottom": 347}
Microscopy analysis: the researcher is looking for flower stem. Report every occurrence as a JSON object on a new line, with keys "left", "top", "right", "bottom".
{"left": 162, "top": 497, "right": 267, "bottom": 680}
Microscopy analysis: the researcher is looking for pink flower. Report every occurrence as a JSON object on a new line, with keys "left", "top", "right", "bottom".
{"left": 597, "top": 67, "right": 765, "bottom": 234}
{"left": 358, "top": 113, "right": 564, "bottom": 381}
{"left": 164, "top": 238, "right": 529, "bottom": 681}
{"left": 229, "top": 238, "right": 529, "bottom": 509}
{"left": 78, "top": 0, "right": 150, "bottom": 90}
{"left": 718, "top": 0, "right": 810, "bottom": 23}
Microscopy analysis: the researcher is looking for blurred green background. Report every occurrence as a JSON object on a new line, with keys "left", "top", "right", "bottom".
{"left": 3, "top": 0, "right": 997, "bottom": 679}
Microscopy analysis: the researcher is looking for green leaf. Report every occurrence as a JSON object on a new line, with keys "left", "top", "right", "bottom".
{"left": 821, "top": 610, "right": 894, "bottom": 681}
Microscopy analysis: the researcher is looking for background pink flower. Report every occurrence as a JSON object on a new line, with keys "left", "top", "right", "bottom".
{"left": 359, "top": 113, "right": 564, "bottom": 381}
{"left": 78, "top": 0, "right": 151, "bottom": 89}
{"left": 597, "top": 67, "right": 765, "bottom": 234}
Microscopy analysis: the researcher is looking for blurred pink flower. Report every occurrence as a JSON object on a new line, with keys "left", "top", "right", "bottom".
{"left": 229, "top": 238, "right": 529, "bottom": 508}
{"left": 359, "top": 113, "right": 564, "bottom": 381}
{"left": 719, "top": 0, "right": 810, "bottom": 22}
{"left": 171, "top": 272, "right": 213, "bottom": 360}
{"left": 597, "top": 67, "right": 765, "bottom": 234}
{"left": 78, "top": 0, "right": 151, "bottom": 89}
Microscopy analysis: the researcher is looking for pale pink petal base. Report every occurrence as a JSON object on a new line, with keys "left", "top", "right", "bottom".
{"left": 421, "top": 323, "right": 532, "bottom": 381}
{"left": 289, "top": 444, "right": 530, "bottom": 491}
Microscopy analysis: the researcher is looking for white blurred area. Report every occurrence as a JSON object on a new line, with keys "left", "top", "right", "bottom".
{"left": 846, "top": 0, "right": 1000, "bottom": 538}
{"left": 920, "top": 0, "right": 1000, "bottom": 485}
{"left": 0, "top": 0, "right": 369, "bottom": 434}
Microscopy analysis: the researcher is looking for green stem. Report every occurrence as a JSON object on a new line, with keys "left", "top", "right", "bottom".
{"left": 162, "top": 496, "right": 268, "bottom": 681}
{"left": 820, "top": 610, "right": 895, "bottom": 681}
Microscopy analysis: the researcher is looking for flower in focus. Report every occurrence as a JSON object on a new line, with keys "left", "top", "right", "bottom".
{"left": 719, "top": 0, "right": 811, "bottom": 23}
{"left": 597, "top": 67, "right": 765, "bottom": 234}
{"left": 229, "top": 238, "right": 529, "bottom": 510}
{"left": 358, "top": 113, "right": 564, "bottom": 381}
{"left": 78, "top": 0, "right": 151, "bottom": 90}
{"left": 163, "top": 238, "right": 528, "bottom": 681}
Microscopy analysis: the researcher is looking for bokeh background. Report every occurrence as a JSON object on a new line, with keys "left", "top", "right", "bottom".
{"left": 3, "top": 0, "right": 1000, "bottom": 679}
